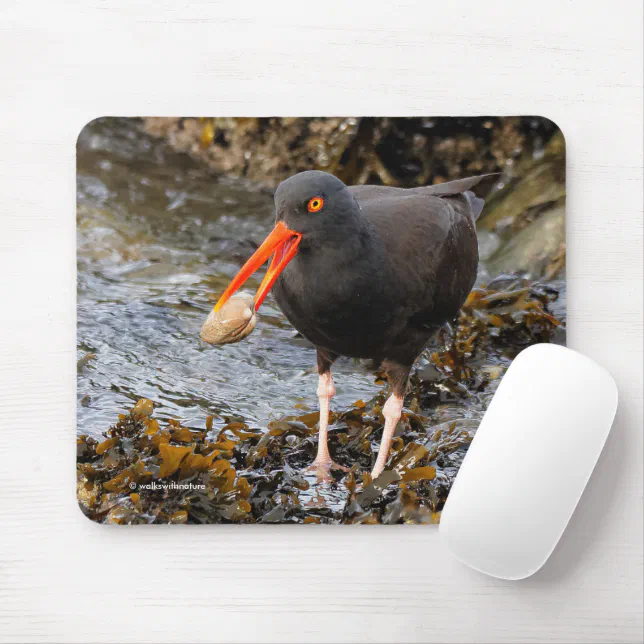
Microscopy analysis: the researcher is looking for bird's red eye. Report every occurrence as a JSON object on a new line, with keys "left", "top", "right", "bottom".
{"left": 307, "top": 197, "right": 324, "bottom": 213}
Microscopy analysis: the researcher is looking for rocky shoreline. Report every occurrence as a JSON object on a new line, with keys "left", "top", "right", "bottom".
{"left": 143, "top": 116, "right": 565, "bottom": 279}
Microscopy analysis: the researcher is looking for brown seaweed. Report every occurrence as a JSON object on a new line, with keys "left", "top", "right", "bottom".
{"left": 78, "top": 279, "right": 563, "bottom": 525}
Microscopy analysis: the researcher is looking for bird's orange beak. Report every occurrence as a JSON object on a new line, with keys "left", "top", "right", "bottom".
{"left": 214, "top": 221, "right": 302, "bottom": 312}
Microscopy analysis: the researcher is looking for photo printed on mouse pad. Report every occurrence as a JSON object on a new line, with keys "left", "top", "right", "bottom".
{"left": 76, "top": 116, "right": 566, "bottom": 525}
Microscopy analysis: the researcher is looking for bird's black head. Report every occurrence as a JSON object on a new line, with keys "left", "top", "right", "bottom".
{"left": 213, "top": 171, "right": 361, "bottom": 314}
{"left": 273, "top": 170, "right": 360, "bottom": 240}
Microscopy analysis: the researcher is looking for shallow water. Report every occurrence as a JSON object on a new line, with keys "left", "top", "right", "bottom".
{"left": 78, "top": 119, "right": 390, "bottom": 438}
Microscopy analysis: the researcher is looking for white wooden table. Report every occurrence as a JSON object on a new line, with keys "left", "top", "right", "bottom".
{"left": 0, "top": 1, "right": 642, "bottom": 642}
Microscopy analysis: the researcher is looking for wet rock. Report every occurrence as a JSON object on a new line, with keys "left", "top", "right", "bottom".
{"left": 477, "top": 131, "right": 566, "bottom": 278}
{"left": 478, "top": 132, "right": 565, "bottom": 235}
{"left": 485, "top": 205, "right": 566, "bottom": 279}
{"left": 143, "top": 116, "right": 560, "bottom": 190}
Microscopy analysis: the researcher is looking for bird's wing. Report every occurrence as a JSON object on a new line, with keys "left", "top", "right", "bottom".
{"left": 348, "top": 173, "right": 494, "bottom": 222}
{"left": 349, "top": 181, "right": 481, "bottom": 323}
{"left": 355, "top": 191, "right": 454, "bottom": 265}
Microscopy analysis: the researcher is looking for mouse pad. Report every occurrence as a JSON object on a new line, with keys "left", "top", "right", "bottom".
{"left": 77, "top": 116, "right": 566, "bottom": 524}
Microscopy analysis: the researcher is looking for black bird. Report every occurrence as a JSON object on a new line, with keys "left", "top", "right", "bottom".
{"left": 214, "top": 170, "right": 489, "bottom": 478}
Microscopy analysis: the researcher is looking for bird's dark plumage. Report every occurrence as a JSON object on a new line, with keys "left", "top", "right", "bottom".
{"left": 272, "top": 171, "right": 489, "bottom": 391}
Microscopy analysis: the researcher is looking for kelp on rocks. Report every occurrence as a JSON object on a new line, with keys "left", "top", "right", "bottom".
{"left": 77, "top": 278, "right": 563, "bottom": 525}
{"left": 77, "top": 407, "right": 253, "bottom": 524}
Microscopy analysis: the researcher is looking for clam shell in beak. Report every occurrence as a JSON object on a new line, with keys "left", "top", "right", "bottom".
{"left": 201, "top": 292, "right": 257, "bottom": 345}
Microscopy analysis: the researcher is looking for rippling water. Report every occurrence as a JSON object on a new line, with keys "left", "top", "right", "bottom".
{"left": 77, "top": 119, "right": 387, "bottom": 438}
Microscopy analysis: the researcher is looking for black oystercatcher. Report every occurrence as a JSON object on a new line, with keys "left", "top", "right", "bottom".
{"left": 214, "top": 171, "right": 490, "bottom": 479}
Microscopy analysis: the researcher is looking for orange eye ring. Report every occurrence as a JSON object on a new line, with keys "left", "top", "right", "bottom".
{"left": 307, "top": 196, "right": 324, "bottom": 213}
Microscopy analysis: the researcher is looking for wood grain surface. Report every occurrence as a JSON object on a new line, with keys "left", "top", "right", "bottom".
{"left": 0, "top": 1, "right": 642, "bottom": 642}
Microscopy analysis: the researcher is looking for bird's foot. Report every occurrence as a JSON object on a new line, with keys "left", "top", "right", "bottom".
{"left": 304, "top": 458, "right": 349, "bottom": 483}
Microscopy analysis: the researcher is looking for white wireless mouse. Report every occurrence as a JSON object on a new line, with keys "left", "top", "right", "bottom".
{"left": 439, "top": 343, "right": 618, "bottom": 580}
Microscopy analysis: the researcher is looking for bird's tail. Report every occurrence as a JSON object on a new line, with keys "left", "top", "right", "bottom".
{"left": 464, "top": 191, "right": 485, "bottom": 221}
{"left": 421, "top": 172, "right": 496, "bottom": 222}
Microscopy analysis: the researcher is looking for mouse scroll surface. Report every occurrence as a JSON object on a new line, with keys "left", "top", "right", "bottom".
{"left": 440, "top": 344, "right": 618, "bottom": 580}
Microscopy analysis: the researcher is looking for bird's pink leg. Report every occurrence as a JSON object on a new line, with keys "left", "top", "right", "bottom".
{"left": 313, "top": 371, "right": 335, "bottom": 467}
{"left": 306, "top": 371, "right": 348, "bottom": 480}
{"left": 371, "top": 393, "right": 404, "bottom": 478}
